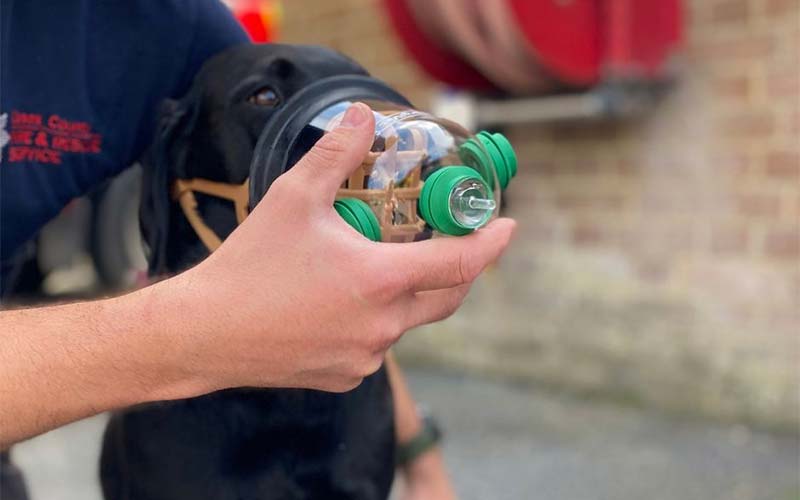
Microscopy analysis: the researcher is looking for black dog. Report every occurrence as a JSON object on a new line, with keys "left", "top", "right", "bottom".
{"left": 100, "top": 44, "right": 395, "bottom": 500}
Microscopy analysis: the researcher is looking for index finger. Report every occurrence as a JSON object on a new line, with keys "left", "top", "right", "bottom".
{"left": 386, "top": 218, "right": 516, "bottom": 292}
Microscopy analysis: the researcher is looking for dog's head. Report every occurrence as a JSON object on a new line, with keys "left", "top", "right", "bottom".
{"left": 140, "top": 44, "right": 369, "bottom": 273}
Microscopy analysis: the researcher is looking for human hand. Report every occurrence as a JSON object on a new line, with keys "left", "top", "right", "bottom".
{"left": 165, "top": 103, "right": 516, "bottom": 394}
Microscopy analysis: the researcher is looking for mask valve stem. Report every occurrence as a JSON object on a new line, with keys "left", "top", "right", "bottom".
{"left": 467, "top": 197, "right": 496, "bottom": 211}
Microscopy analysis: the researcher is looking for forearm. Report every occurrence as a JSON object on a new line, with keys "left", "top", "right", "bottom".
{"left": 386, "top": 353, "right": 455, "bottom": 499}
{"left": 386, "top": 352, "right": 424, "bottom": 443}
{"left": 0, "top": 277, "right": 207, "bottom": 449}
{"left": 390, "top": 357, "right": 448, "bottom": 476}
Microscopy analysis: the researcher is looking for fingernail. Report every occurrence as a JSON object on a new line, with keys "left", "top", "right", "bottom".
{"left": 341, "top": 103, "right": 368, "bottom": 128}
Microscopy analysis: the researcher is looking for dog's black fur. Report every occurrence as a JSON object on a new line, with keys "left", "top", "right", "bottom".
{"left": 100, "top": 44, "right": 395, "bottom": 500}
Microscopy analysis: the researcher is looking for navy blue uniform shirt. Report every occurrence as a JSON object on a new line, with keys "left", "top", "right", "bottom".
{"left": 0, "top": 0, "right": 248, "bottom": 268}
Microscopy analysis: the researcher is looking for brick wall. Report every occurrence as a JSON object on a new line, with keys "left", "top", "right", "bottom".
{"left": 280, "top": 0, "right": 800, "bottom": 430}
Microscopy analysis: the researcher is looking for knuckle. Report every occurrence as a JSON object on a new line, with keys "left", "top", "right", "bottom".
{"left": 269, "top": 174, "right": 303, "bottom": 199}
{"left": 275, "top": 174, "right": 317, "bottom": 208}
{"left": 359, "top": 271, "right": 403, "bottom": 303}
{"left": 365, "top": 316, "right": 402, "bottom": 352}
{"left": 365, "top": 319, "right": 388, "bottom": 346}
{"left": 381, "top": 314, "right": 405, "bottom": 339}
{"left": 400, "top": 266, "right": 422, "bottom": 291}
{"left": 364, "top": 331, "right": 383, "bottom": 353}
{"left": 381, "top": 315, "right": 405, "bottom": 344}
{"left": 387, "top": 270, "right": 411, "bottom": 294}
{"left": 305, "top": 131, "right": 349, "bottom": 163}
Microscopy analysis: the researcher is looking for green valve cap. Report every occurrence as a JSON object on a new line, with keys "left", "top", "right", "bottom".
{"left": 419, "top": 166, "right": 496, "bottom": 236}
{"left": 459, "top": 132, "right": 518, "bottom": 191}
{"left": 478, "top": 131, "right": 517, "bottom": 190}
{"left": 334, "top": 198, "right": 382, "bottom": 242}
{"left": 485, "top": 132, "right": 517, "bottom": 178}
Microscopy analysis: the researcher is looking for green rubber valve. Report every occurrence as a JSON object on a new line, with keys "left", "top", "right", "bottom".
{"left": 480, "top": 131, "right": 517, "bottom": 179}
{"left": 419, "top": 166, "right": 496, "bottom": 236}
{"left": 334, "top": 198, "right": 382, "bottom": 242}
{"left": 458, "top": 132, "right": 518, "bottom": 190}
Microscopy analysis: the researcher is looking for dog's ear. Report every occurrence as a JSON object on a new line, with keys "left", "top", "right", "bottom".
{"left": 139, "top": 96, "right": 201, "bottom": 275}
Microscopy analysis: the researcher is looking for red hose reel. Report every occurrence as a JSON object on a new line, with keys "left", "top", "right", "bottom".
{"left": 383, "top": 0, "right": 683, "bottom": 93}
{"left": 225, "top": 0, "right": 281, "bottom": 42}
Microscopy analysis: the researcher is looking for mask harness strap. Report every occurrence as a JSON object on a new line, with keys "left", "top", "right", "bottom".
{"left": 171, "top": 147, "right": 427, "bottom": 250}
{"left": 169, "top": 136, "right": 433, "bottom": 249}
{"left": 172, "top": 178, "right": 250, "bottom": 252}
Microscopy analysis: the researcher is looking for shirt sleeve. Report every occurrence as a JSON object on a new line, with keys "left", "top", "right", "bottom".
{"left": 175, "top": 0, "right": 251, "bottom": 97}
{"left": 125, "top": 0, "right": 251, "bottom": 161}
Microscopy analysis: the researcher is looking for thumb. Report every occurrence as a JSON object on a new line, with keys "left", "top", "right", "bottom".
{"left": 284, "top": 102, "right": 376, "bottom": 207}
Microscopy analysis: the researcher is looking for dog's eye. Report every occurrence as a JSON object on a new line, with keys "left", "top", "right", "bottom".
{"left": 248, "top": 87, "right": 280, "bottom": 107}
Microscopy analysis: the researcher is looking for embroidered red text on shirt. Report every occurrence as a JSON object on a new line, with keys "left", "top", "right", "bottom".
{"left": 6, "top": 111, "right": 103, "bottom": 165}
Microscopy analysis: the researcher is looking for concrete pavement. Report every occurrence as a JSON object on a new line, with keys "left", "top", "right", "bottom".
{"left": 11, "top": 369, "right": 799, "bottom": 500}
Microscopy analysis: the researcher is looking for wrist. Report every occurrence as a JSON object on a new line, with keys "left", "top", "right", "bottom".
{"left": 396, "top": 410, "right": 425, "bottom": 444}
{"left": 111, "top": 274, "right": 217, "bottom": 404}
{"left": 396, "top": 412, "right": 443, "bottom": 469}
{"left": 401, "top": 445, "right": 446, "bottom": 481}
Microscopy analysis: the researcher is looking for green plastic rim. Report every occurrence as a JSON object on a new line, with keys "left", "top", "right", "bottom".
{"left": 487, "top": 132, "right": 518, "bottom": 178}
{"left": 459, "top": 132, "right": 518, "bottom": 191}
{"left": 477, "top": 132, "right": 511, "bottom": 190}
{"left": 334, "top": 198, "right": 382, "bottom": 242}
{"left": 419, "top": 166, "right": 492, "bottom": 236}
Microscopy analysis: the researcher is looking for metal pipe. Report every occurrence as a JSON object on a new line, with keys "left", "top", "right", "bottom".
{"left": 475, "top": 92, "right": 607, "bottom": 126}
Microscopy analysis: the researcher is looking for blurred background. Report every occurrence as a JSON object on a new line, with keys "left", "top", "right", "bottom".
{"left": 10, "top": 1, "right": 799, "bottom": 499}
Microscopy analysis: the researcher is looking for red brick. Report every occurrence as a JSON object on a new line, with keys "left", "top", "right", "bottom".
{"left": 641, "top": 193, "right": 703, "bottom": 213}
{"left": 636, "top": 258, "right": 671, "bottom": 283}
{"left": 711, "top": 0, "right": 750, "bottom": 23}
{"left": 531, "top": 161, "right": 559, "bottom": 176}
{"left": 520, "top": 220, "right": 556, "bottom": 243}
{"left": 712, "top": 74, "right": 751, "bottom": 100}
{"left": 550, "top": 158, "right": 600, "bottom": 176}
{"left": 720, "top": 112, "right": 775, "bottom": 139}
{"left": 764, "top": 0, "right": 799, "bottom": 17}
{"left": 712, "top": 153, "right": 751, "bottom": 176}
{"left": 693, "top": 36, "right": 774, "bottom": 62}
{"left": 765, "top": 229, "right": 800, "bottom": 259}
{"left": 767, "top": 71, "right": 800, "bottom": 99}
{"left": 767, "top": 310, "right": 800, "bottom": 330}
{"left": 615, "top": 158, "right": 638, "bottom": 176}
{"left": 555, "top": 194, "right": 625, "bottom": 211}
{"left": 571, "top": 224, "right": 606, "bottom": 246}
{"left": 636, "top": 225, "right": 696, "bottom": 253}
{"left": 766, "top": 152, "right": 800, "bottom": 179}
{"left": 712, "top": 226, "right": 749, "bottom": 254}
{"left": 736, "top": 194, "right": 782, "bottom": 217}
{"left": 792, "top": 272, "right": 800, "bottom": 301}
{"left": 791, "top": 110, "right": 800, "bottom": 135}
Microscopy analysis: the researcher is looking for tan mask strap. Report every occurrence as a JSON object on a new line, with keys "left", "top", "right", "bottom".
{"left": 172, "top": 178, "right": 250, "bottom": 253}
{"left": 171, "top": 140, "right": 429, "bottom": 250}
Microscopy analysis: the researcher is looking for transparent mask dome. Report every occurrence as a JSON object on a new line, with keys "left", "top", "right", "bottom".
{"left": 289, "top": 101, "right": 517, "bottom": 242}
